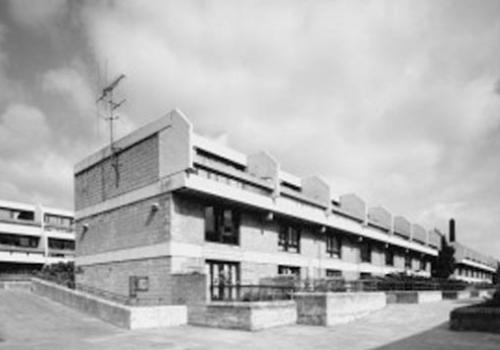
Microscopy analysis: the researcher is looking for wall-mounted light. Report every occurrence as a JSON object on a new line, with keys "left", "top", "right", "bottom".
{"left": 265, "top": 212, "right": 274, "bottom": 221}
{"left": 320, "top": 226, "right": 327, "bottom": 234}
{"left": 358, "top": 236, "right": 363, "bottom": 242}
{"left": 80, "top": 223, "right": 89, "bottom": 240}
{"left": 151, "top": 203, "right": 160, "bottom": 212}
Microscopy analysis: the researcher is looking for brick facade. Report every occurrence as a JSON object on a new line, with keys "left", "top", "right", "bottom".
{"left": 77, "top": 193, "right": 171, "bottom": 256}
{"left": 75, "top": 135, "right": 159, "bottom": 211}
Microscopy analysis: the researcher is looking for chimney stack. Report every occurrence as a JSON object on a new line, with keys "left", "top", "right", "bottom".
{"left": 449, "top": 218, "right": 456, "bottom": 242}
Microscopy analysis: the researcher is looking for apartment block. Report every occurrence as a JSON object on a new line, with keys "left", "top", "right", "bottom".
{"left": 0, "top": 199, "right": 75, "bottom": 273}
{"left": 446, "top": 220, "right": 496, "bottom": 283}
{"left": 74, "top": 109, "right": 495, "bottom": 303}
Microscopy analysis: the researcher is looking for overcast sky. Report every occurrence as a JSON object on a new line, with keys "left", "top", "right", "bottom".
{"left": 0, "top": 0, "right": 499, "bottom": 258}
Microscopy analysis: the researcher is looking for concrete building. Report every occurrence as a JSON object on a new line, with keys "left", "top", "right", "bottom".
{"left": 74, "top": 109, "right": 471, "bottom": 303}
{"left": 0, "top": 199, "right": 75, "bottom": 273}
{"left": 446, "top": 219, "right": 496, "bottom": 283}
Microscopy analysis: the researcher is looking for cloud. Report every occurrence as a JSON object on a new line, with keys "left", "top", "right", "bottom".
{"left": 42, "top": 67, "right": 94, "bottom": 112}
{"left": 1, "top": 1, "right": 500, "bottom": 256}
{"left": 0, "top": 104, "right": 50, "bottom": 158}
{"left": 7, "top": 0, "right": 67, "bottom": 29}
{"left": 75, "top": 0, "right": 500, "bottom": 257}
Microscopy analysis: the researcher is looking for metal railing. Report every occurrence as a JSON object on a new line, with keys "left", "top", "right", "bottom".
{"left": 296, "top": 278, "right": 471, "bottom": 293}
{"left": 208, "top": 278, "right": 482, "bottom": 302}
{"left": 209, "top": 284, "right": 295, "bottom": 302}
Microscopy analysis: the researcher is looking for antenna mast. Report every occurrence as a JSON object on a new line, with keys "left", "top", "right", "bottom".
{"left": 96, "top": 73, "right": 126, "bottom": 187}
{"left": 96, "top": 73, "right": 126, "bottom": 150}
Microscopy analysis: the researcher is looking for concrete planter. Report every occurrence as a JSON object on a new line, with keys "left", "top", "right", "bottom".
{"left": 294, "top": 292, "right": 386, "bottom": 326}
{"left": 450, "top": 305, "right": 500, "bottom": 333}
{"left": 188, "top": 300, "right": 297, "bottom": 331}
{"left": 442, "top": 290, "right": 471, "bottom": 300}
{"left": 386, "top": 291, "right": 442, "bottom": 304}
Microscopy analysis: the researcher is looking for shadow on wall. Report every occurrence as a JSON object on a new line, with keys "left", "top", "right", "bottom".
{"left": 369, "top": 321, "right": 500, "bottom": 350}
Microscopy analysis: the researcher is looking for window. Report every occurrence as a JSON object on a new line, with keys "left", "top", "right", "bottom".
{"left": 360, "top": 242, "right": 371, "bottom": 263}
{"left": 207, "top": 260, "right": 240, "bottom": 301}
{"left": 204, "top": 205, "right": 240, "bottom": 245}
{"left": 48, "top": 238, "right": 75, "bottom": 250}
{"left": 278, "top": 265, "right": 301, "bottom": 277}
{"left": 0, "top": 233, "right": 39, "bottom": 248}
{"left": 360, "top": 272, "right": 372, "bottom": 279}
{"left": 44, "top": 214, "right": 73, "bottom": 228}
{"left": 385, "top": 249, "right": 394, "bottom": 266}
{"left": 326, "top": 233, "right": 341, "bottom": 258}
{"left": 419, "top": 259, "right": 426, "bottom": 271}
{"left": 404, "top": 255, "right": 412, "bottom": 269}
{"left": 278, "top": 225, "right": 300, "bottom": 253}
{"left": 326, "top": 269, "right": 342, "bottom": 278}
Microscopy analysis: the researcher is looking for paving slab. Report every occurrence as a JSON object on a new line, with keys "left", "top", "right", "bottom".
{"left": 1, "top": 290, "right": 499, "bottom": 350}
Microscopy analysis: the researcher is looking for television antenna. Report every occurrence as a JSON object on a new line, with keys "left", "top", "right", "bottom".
{"left": 96, "top": 73, "right": 126, "bottom": 187}
{"left": 96, "top": 73, "right": 126, "bottom": 150}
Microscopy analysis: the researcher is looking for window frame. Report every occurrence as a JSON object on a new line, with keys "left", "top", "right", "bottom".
{"left": 278, "top": 265, "right": 301, "bottom": 277}
{"left": 204, "top": 204, "right": 240, "bottom": 246}
{"left": 326, "top": 233, "right": 342, "bottom": 258}
{"left": 360, "top": 242, "right": 372, "bottom": 263}
{"left": 385, "top": 248, "right": 394, "bottom": 266}
{"left": 278, "top": 224, "right": 301, "bottom": 253}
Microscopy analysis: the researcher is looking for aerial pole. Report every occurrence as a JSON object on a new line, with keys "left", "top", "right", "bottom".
{"left": 96, "top": 73, "right": 126, "bottom": 187}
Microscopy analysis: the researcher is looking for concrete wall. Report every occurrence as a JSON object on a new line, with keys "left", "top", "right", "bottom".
{"left": 386, "top": 291, "right": 442, "bottom": 304}
{"left": 0, "top": 280, "right": 32, "bottom": 291}
{"left": 442, "top": 290, "right": 471, "bottom": 300}
{"left": 295, "top": 292, "right": 386, "bottom": 326}
{"left": 31, "top": 278, "right": 187, "bottom": 329}
{"left": 188, "top": 300, "right": 297, "bottom": 331}
{"left": 339, "top": 194, "right": 366, "bottom": 222}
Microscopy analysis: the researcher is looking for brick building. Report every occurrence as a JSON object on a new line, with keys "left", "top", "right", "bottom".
{"left": 0, "top": 199, "right": 75, "bottom": 273}
{"left": 74, "top": 109, "right": 495, "bottom": 303}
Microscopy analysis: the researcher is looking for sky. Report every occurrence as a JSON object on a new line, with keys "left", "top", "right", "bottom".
{"left": 0, "top": 0, "right": 499, "bottom": 258}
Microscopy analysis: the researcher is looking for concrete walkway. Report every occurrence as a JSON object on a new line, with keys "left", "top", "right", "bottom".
{"left": 0, "top": 290, "right": 499, "bottom": 350}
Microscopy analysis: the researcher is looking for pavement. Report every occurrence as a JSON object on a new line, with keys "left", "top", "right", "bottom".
{"left": 0, "top": 290, "right": 499, "bottom": 349}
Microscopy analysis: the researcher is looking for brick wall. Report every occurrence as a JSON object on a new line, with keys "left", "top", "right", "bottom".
{"left": 76, "top": 193, "right": 171, "bottom": 256}
{"left": 75, "top": 135, "right": 160, "bottom": 210}
{"left": 76, "top": 256, "right": 172, "bottom": 302}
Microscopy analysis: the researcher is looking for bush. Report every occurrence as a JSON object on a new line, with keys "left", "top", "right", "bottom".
{"left": 37, "top": 262, "right": 75, "bottom": 288}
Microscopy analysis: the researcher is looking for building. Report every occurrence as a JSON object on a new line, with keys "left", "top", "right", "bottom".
{"left": 74, "top": 109, "right": 495, "bottom": 303}
{"left": 446, "top": 219, "right": 497, "bottom": 283}
{"left": 0, "top": 199, "right": 75, "bottom": 273}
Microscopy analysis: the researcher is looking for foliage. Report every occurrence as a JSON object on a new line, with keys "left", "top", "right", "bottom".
{"left": 432, "top": 235, "right": 456, "bottom": 279}
{"left": 493, "top": 263, "right": 500, "bottom": 286}
{"left": 37, "top": 262, "right": 75, "bottom": 289}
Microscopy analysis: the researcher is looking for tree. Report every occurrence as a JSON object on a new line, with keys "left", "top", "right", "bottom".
{"left": 493, "top": 263, "right": 500, "bottom": 286}
{"left": 432, "top": 235, "right": 455, "bottom": 279}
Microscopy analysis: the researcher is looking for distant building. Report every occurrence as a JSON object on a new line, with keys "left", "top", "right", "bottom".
{"left": 0, "top": 199, "right": 75, "bottom": 273}
{"left": 446, "top": 219, "right": 496, "bottom": 283}
{"left": 74, "top": 109, "right": 496, "bottom": 303}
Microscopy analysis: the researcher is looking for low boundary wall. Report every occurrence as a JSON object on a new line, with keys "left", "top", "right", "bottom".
{"left": 386, "top": 291, "right": 442, "bottom": 304}
{"left": 0, "top": 280, "right": 32, "bottom": 292}
{"left": 188, "top": 300, "right": 297, "bottom": 331}
{"left": 31, "top": 278, "right": 187, "bottom": 329}
{"left": 442, "top": 290, "right": 471, "bottom": 300}
{"left": 450, "top": 305, "right": 500, "bottom": 334}
{"left": 295, "top": 292, "right": 386, "bottom": 326}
